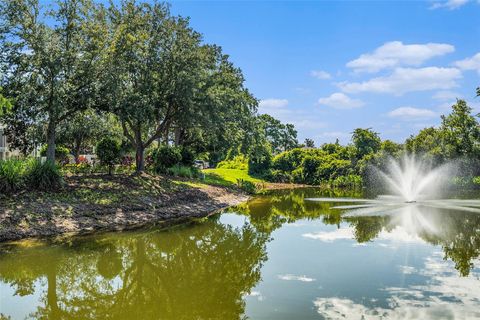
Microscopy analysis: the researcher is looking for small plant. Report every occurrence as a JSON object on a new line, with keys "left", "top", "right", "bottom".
{"left": 0, "top": 159, "right": 26, "bottom": 193}
{"left": 96, "top": 137, "right": 121, "bottom": 175}
{"left": 236, "top": 178, "right": 258, "bottom": 194}
{"left": 25, "top": 160, "right": 63, "bottom": 191}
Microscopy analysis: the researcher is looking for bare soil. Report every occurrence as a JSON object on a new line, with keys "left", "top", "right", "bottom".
{"left": 0, "top": 174, "right": 249, "bottom": 242}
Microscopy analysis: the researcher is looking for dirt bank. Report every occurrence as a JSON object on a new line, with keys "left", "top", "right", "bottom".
{"left": 0, "top": 174, "right": 249, "bottom": 242}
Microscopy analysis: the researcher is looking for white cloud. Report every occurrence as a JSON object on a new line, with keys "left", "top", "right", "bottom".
{"left": 259, "top": 98, "right": 289, "bottom": 109}
{"left": 346, "top": 41, "right": 454, "bottom": 73}
{"left": 430, "top": 0, "right": 470, "bottom": 9}
{"left": 310, "top": 70, "right": 332, "bottom": 80}
{"left": 317, "top": 93, "right": 365, "bottom": 109}
{"left": 432, "top": 90, "right": 461, "bottom": 100}
{"left": 278, "top": 274, "right": 316, "bottom": 282}
{"left": 454, "top": 52, "right": 480, "bottom": 74}
{"left": 303, "top": 227, "right": 354, "bottom": 242}
{"left": 388, "top": 107, "right": 437, "bottom": 120}
{"left": 339, "top": 67, "right": 462, "bottom": 95}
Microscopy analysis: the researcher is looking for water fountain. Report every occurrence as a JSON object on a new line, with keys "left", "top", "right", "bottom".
{"left": 305, "top": 155, "right": 480, "bottom": 216}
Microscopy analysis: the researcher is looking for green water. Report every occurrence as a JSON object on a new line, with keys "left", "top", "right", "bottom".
{"left": 1, "top": 188, "right": 479, "bottom": 319}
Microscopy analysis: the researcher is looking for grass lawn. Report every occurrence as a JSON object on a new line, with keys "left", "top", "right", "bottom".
{"left": 202, "top": 168, "right": 264, "bottom": 187}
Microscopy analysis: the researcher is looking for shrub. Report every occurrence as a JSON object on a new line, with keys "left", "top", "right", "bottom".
{"left": 96, "top": 137, "right": 121, "bottom": 175}
{"left": 301, "top": 155, "right": 322, "bottom": 185}
{"left": 0, "top": 159, "right": 26, "bottom": 193}
{"left": 217, "top": 155, "right": 248, "bottom": 170}
{"left": 180, "top": 147, "right": 196, "bottom": 166}
{"left": 40, "top": 145, "right": 70, "bottom": 163}
{"left": 236, "top": 178, "right": 258, "bottom": 194}
{"left": 473, "top": 176, "right": 480, "bottom": 186}
{"left": 267, "top": 169, "right": 292, "bottom": 183}
{"left": 331, "top": 175, "right": 363, "bottom": 188}
{"left": 248, "top": 144, "right": 272, "bottom": 176}
{"left": 63, "top": 163, "right": 92, "bottom": 175}
{"left": 167, "top": 165, "right": 199, "bottom": 178}
{"left": 25, "top": 160, "right": 63, "bottom": 191}
{"left": 151, "top": 145, "right": 182, "bottom": 173}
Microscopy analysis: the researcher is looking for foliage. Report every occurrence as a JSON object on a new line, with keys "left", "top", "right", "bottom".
{"left": 166, "top": 165, "right": 199, "bottom": 178}
{"left": 40, "top": 145, "right": 71, "bottom": 163}
{"left": 1, "top": 0, "right": 107, "bottom": 162}
{"left": 248, "top": 143, "right": 272, "bottom": 176}
{"left": 217, "top": 155, "right": 248, "bottom": 170}
{"left": 151, "top": 145, "right": 182, "bottom": 174}
{"left": 258, "top": 114, "right": 298, "bottom": 154}
{"left": 96, "top": 138, "right": 121, "bottom": 175}
{"left": 236, "top": 179, "right": 259, "bottom": 194}
{"left": 180, "top": 147, "right": 196, "bottom": 166}
{"left": 352, "top": 128, "right": 381, "bottom": 160}
{"left": 0, "top": 159, "right": 26, "bottom": 193}
{"left": 24, "top": 160, "right": 63, "bottom": 191}
{"left": 304, "top": 138, "right": 315, "bottom": 148}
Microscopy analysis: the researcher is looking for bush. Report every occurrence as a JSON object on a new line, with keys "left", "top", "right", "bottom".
{"left": 96, "top": 137, "right": 121, "bottom": 175}
{"left": 63, "top": 163, "right": 92, "bottom": 175}
{"left": 0, "top": 159, "right": 26, "bottom": 193}
{"left": 151, "top": 145, "right": 182, "bottom": 173}
{"left": 248, "top": 144, "right": 272, "bottom": 176}
{"left": 25, "top": 160, "right": 63, "bottom": 191}
{"left": 40, "top": 145, "right": 70, "bottom": 163}
{"left": 473, "top": 176, "right": 480, "bottom": 186}
{"left": 167, "top": 165, "right": 199, "bottom": 178}
{"left": 267, "top": 169, "right": 292, "bottom": 183}
{"left": 331, "top": 175, "right": 363, "bottom": 188}
{"left": 236, "top": 178, "right": 258, "bottom": 194}
{"left": 180, "top": 147, "right": 196, "bottom": 166}
{"left": 217, "top": 155, "right": 248, "bottom": 170}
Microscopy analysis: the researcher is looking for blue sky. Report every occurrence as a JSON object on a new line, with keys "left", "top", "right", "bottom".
{"left": 170, "top": 1, "right": 480, "bottom": 146}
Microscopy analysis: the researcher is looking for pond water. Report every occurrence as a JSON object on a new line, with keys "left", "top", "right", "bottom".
{"left": 1, "top": 188, "right": 479, "bottom": 319}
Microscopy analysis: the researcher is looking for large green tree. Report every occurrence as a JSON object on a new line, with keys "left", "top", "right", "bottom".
{"left": 0, "top": 0, "right": 107, "bottom": 162}
{"left": 351, "top": 128, "right": 381, "bottom": 160}
{"left": 258, "top": 114, "right": 298, "bottom": 154}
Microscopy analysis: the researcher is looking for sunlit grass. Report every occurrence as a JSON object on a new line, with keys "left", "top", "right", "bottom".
{"left": 202, "top": 168, "right": 264, "bottom": 187}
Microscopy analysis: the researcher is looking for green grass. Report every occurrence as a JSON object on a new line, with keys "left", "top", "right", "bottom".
{"left": 202, "top": 168, "right": 264, "bottom": 187}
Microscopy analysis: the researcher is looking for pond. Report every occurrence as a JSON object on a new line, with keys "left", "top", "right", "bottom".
{"left": 0, "top": 188, "right": 479, "bottom": 319}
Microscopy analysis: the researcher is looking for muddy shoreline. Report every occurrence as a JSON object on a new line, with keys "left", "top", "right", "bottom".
{"left": 0, "top": 174, "right": 250, "bottom": 243}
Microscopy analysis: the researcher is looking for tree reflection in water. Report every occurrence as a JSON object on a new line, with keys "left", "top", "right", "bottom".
{"left": 0, "top": 218, "right": 269, "bottom": 319}
{"left": 232, "top": 188, "right": 480, "bottom": 276}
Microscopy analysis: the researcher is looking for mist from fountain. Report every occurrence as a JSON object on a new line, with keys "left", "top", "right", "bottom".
{"left": 305, "top": 155, "right": 480, "bottom": 218}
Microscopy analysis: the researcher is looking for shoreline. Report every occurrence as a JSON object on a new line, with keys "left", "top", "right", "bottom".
{"left": 0, "top": 174, "right": 250, "bottom": 243}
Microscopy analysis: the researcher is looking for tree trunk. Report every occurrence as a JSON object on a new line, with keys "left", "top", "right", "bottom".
{"left": 74, "top": 140, "right": 81, "bottom": 164}
{"left": 135, "top": 144, "right": 145, "bottom": 173}
{"left": 46, "top": 120, "right": 56, "bottom": 163}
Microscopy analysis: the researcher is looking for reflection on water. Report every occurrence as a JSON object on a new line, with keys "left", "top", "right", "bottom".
{"left": 1, "top": 188, "right": 480, "bottom": 319}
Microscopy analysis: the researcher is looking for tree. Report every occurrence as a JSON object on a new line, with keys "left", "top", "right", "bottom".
{"left": 0, "top": 89, "right": 11, "bottom": 116}
{"left": 0, "top": 0, "right": 107, "bottom": 163}
{"left": 96, "top": 137, "right": 121, "bottom": 175}
{"left": 258, "top": 114, "right": 298, "bottom": 154}
{"left": 440, "top": 99, "right": 480, "bottom": 158}
{"left": 57, "top": 110, "right": 118, "bottom": 163}
{"left": 304, "top": 138, "right": 315, "bottom": 148}
{"left": 352, "top": 128, "right": 381, "bottom": 160}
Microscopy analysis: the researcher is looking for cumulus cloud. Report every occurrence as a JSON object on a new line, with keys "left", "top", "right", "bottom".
{"left": 346, "top": 41, "right": 454, "bottom": 73}
{"left": 317, "top": 93, "right": 365, "bottom": 109}
{"left": 339, "top": 67, "right": 462, "bottom": 95}
{"left": 310, "top": 70, "right": 332, "bottom": 80}
{"left": 388, "top": 107, "right": 437, "bottom": 120}
{"left": 430, "top": 0, "right": 470, "bottom": 9}
{"left": 454, "top": 52, "right": 480, "bottom": 74}
{"left": 259, "top": 98, "right": 289, "bottom": 109}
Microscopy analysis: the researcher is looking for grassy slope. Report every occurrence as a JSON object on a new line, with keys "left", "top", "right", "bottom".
{"left": 202, "top": 168, "right": 264, "bottom": 187}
